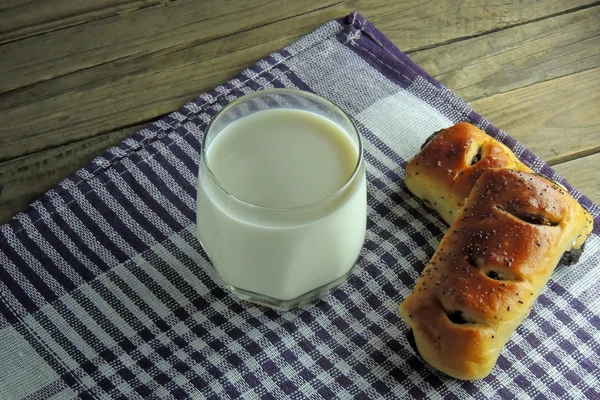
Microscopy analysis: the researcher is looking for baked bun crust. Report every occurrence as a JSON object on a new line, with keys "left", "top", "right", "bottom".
{"left": 405, "top": 122, "right": 590, "bottom": 260}
{"left": 405, "top": 122, "right": 533, "bottom": 224}
{"left": 399, "top": 169, "right": 594, "bottom": 380}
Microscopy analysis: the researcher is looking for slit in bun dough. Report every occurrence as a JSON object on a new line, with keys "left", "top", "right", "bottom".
{"left": 405, "top": 122, "right": 533, "bottom": 224}
{"left": 399, "top": 169, "right": 594, "bottom": 380}
{"left": 405, "top": 122, "right": 591, "bottom": 264}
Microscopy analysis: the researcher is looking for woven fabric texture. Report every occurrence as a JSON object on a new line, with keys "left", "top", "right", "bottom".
{"left": 1, "top": 13, "right": 599, "bottom": 399}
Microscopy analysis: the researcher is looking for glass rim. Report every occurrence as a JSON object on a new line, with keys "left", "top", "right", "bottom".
{"left": 201, "top": 88, "right": 364, "bottom": 212}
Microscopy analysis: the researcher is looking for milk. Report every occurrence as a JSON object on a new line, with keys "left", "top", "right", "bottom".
{"left": 197, "top": 108, "right": 366, "bottom": 302}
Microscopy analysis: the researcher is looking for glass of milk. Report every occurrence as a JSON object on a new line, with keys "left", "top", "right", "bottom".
{"left": 197, "top": 89, "right": 366, "bottom": 310}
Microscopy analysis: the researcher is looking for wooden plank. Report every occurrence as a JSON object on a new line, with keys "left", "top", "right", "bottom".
{"left": 3, "top": 2, "right": 600, "bottom": 162}
{"left": 0, "top": 7, "right": 343, "bottom": 161}
{"left": 0, "top": 0, "right": 343, "bottom": 93}
{"left": 472, "top": 67, "right": 600, "bottom": 165}
{"left": 410, "top": 5, "right": 600, "bottom": 102}
{"left": 0, "top": 124, "right": 143, "bottom": 224}
{"left": 2, "top": 61, "right": 598, "bottom": 224}
{"left": 366, "top": 0, "right": 597, "bottom": 52}
{"left": 0, "top": 0, "right": 167, "bottom": 44}
{"left": 1, "top": 0, "right": 596, "bottom": 94}
{"left": 1, "top": 1, "right": 599, "bottom": 222}
{"left": 1, "top": 98, "right": 597, "bottom": 225}
{"left": 1, "top": 105, "right": 597, "bottom": 228}
{"left": 553, "top": 152, "right": 600, "bottom": 205}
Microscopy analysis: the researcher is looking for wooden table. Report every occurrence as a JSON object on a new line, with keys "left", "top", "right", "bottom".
{"left": 0, "top": 0, "right": 598, "bottom": 224}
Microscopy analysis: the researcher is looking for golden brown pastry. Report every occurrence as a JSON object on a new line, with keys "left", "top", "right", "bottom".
{"left": 404, "top": 122, "right": 589, "bottom": 262}
{"left": 405, "top": 122, "right": 532, "bottom": 225}
{"left": 399, "top": 169, "right": 594, "bottom": 380}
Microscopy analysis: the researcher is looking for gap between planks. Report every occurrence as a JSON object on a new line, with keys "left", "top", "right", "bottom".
{"left": 1, "top": 2, "right": 599, "bottom": 163}
{"left": 0, "top": 0, "right": 173, "bottom": 45}
{"left": 0, "top": 0, "right": 347, "bottom": 94}
{"left": 1, "top": 1, "right": 599, "bottom": 221}
{"left": 1, "top": 65, "right": 599, "bottom": 223}
{"left": 471, "top": 66, "right": 600, "bottom": 165}
{"left": 1, "top": 0, "right": 598, "bottom": 95}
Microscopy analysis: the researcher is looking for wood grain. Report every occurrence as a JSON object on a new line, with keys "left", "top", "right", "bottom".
{"left": 410, "top": 5, "right": 600, "bottom": 101}
{"left": 2, "top": 63, "right": 598, "bottom": 223}
{"left": 0, "top": 124, "right": 143, "bottom": 223}
{"left": 0, "top": 0, "right": 167, "bottom": 44}
{"left": 0, "top": 6, "right": 344, "bottom": 161}
{"left": 0, "top": 0, "right": 343, "bottom": 93}
{"left": 1, "top": 1, "right": 599, "bottom": 223}
{"left": 472, "top": 67, "right": 600, "bottom": 165}
{"left": 554, "top": 153, "right": 600, "bottom": 204}
{"left": 1, "top": 0, "right": 596, "bottom": 94}
{"left": 3, "top": 1, "right": 600, "bottom": 162}
{"left": 364, "top": 0, "right": 598, "bottom": 52}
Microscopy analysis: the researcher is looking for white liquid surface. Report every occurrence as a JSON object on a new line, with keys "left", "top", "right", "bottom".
{"left": 207, "top": 109, "right": 357, "bottom": 208}
{"left": 197, "top": 108, "right": 367, "bottom": 301}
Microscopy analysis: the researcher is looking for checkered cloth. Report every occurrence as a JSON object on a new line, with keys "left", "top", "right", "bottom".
{"left": 1, "top": 12, "right": 599, "bottom": 399}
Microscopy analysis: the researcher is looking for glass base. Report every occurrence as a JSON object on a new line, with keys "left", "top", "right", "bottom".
{"left": 223, "top": 265, "right": 356, "bottom": 311}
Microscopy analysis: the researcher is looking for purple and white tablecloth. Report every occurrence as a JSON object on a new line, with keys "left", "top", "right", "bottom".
{"left": 1, "top": 12, "right": 599, "bottom": 399}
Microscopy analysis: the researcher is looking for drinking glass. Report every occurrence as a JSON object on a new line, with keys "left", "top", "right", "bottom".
{"left": 196, "top": 89, "right": 366, "bottom": 310}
